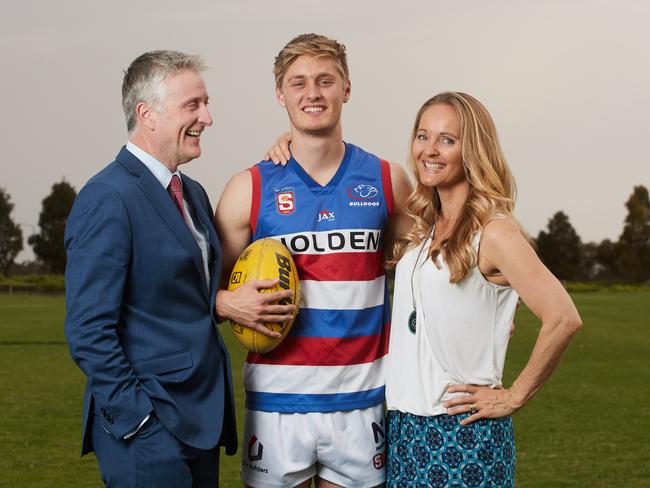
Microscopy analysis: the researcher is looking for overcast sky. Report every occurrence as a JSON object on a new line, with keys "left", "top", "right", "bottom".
{"left": 3, "top": 0, "right": 648, "bottom": 261}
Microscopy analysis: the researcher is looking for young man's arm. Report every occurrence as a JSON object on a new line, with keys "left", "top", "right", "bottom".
{"left": 385, "top": 162, "right": 414, "bottom": 260}
{"left": 214, "top": 170, "right": 294, "bottom": 337}
{"left": 215, "top": 170, "right": 254, "bottom": 276}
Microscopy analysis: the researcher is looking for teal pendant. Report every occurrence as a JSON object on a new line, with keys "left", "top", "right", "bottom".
{"left": 408, "top": 310, "right": 416, "bottom": 334}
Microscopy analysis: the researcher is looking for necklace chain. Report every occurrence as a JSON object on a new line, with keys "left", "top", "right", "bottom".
{"left": 409, "top": 217, "right": 450, "bottom": 308}
{"left": 410, "top": 230, "right": 432, "bottom": 311}
{"left": 408, "top": 217, "right": 452, "bottom": 332}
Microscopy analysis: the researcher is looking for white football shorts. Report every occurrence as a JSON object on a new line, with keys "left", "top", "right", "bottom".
{"left": 240, "top": 405, "right": 386, "bottom": 488}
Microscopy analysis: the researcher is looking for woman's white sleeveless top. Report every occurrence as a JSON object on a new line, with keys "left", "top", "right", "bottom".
{"left": 386, "top": 230, "right": 519, "bottom": 416}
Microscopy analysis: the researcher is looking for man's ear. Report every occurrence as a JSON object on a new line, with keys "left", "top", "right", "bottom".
{"left": 276, "top": 86, "right": 286, "bottom": 108}
{"left": 343, "top": 79, "right": 351, "bottom": 103}
{"left": 135, "top": 101, "right": 156, "bottom": 130}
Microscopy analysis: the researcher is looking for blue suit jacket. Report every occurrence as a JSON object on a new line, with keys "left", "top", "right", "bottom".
{"left": 64, "top": 147, "right": 236, "bottom": 455}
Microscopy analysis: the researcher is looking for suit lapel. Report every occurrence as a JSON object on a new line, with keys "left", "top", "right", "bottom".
{"left": 182, "top": 179, "right": 219, "bottom": 249}
{"left": 182, "top": 176, "right": 222, "bottom": 297}
{"left": 116, "top": 148, "right": 208, "bottom": 296}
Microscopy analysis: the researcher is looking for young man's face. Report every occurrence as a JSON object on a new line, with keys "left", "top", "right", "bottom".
{"left": 276, "top": 55, "right": 350, "bottom": 137}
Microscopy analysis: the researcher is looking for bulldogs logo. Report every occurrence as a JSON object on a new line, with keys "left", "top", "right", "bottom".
{"left": 348, "top": 184, "right": 381, "bottom": 207}
{"left": 349, "top": 184, "right": 379, "bottom": 200}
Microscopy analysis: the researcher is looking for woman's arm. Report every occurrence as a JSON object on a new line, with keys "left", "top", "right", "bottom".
{"left": 443, "top": 217, "right": 582, "bottom": 425}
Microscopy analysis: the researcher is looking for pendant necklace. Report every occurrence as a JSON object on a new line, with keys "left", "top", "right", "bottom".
{"left": 408, "top": 229, "right": 432, "bottom": 334}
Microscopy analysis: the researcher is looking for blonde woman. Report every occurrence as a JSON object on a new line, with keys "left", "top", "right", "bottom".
{"left": 385, "top": 92, "right": 581, "bottom": 487}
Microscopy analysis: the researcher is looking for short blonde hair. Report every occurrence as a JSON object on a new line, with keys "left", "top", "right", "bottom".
{"left": 274, "top": 33, "right": 349, "bottom": 87}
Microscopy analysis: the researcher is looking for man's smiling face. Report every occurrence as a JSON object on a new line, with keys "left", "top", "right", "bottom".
{"left": 150, "top": 68, "right": 212, "bottom": 169}
{"left": 276, "top": 55, "right": 350, "bottom": 137}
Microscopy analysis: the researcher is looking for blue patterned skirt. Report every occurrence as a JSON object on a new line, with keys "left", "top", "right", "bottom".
{"left": 386, "top": 410, "right": 515, "bottom": 487}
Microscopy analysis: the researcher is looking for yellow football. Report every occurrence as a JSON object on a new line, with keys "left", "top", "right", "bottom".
{"left": 227, "top": 238, "right": 300, "bottom": 353}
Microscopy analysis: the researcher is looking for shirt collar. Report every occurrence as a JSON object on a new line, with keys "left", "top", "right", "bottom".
{"left": 126, "top": 141, "right": 181, "bottom": 189}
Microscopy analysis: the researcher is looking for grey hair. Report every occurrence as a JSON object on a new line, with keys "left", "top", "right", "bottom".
{"left": 122, "top": 50, "right": 208, "bottom": 132}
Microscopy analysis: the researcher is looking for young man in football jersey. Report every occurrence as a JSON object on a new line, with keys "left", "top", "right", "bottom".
{"left": 215, "top": 33, "right": 412, "bottom": 488}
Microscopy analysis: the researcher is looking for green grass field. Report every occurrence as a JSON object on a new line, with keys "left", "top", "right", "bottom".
{"left": 1, "top": 292, "right": 649, "bottom": 487}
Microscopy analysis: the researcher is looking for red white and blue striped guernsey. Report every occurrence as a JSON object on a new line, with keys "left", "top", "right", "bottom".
{"left": 244, "top": 142, "right": 393, "bottom": 413}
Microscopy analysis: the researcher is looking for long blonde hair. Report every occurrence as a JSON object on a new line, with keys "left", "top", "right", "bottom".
{"left": 391, "top": 92, "right": 517, "bottom": 283}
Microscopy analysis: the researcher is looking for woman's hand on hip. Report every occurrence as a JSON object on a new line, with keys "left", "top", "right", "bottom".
{"left": 443, "top": 384, "right": 523, "bottom": 426}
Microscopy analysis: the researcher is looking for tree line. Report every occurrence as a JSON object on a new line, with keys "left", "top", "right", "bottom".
{"left": 536, "top": 185, "right": 650, "bottom": 283}
{"left": 1, "top": 182, "right": 649, "bottom": 283}
{"left": 1, "top": 181, "right": 76, "bottom": 275}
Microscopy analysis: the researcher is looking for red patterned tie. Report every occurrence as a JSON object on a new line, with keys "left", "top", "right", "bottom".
{"left": 168, "top": 174, "right": 184, "bottom": 216}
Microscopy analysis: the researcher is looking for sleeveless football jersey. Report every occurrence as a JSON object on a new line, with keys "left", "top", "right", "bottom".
{"left": 244, "top": 142, "right": 393, "bottom": 413}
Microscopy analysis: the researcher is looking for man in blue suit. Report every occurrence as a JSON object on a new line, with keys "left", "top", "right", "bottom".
{"left": 64, "top": 50, "right": 294, "bottom": 486}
